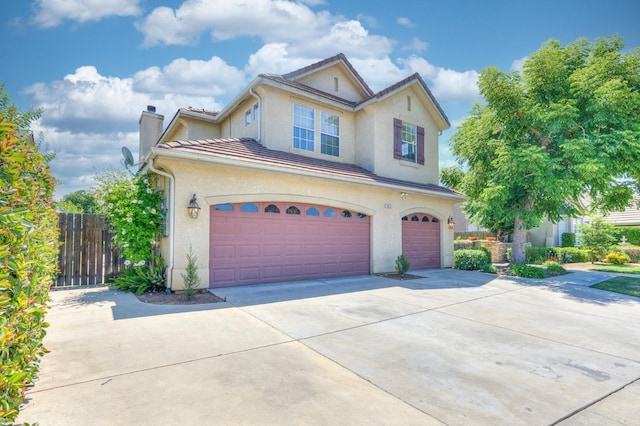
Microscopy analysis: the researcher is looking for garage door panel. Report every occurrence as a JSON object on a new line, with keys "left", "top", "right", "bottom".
{"left": 211, "top": 203, "right": 370, "bottom": 287}
{"left": 402, "top": 214, "right": 441, "bottom": 269}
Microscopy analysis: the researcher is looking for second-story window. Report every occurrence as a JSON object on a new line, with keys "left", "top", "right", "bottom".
{"left": 244, "top": 109, "right": 251, "bottom": 126}
{"left": 402, "top": 123, "right": 417, "bottom": 162}
{"left": 293, "top": 103, "right": 315, "bottom": 151}
{"left": 320, "top": 112, "right": 340, "bottom": 156}
{"left": 253, "top": 102, "right": 259, "bottom": 121}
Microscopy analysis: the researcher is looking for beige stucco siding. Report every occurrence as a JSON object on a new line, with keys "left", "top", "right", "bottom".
{"left": 369, "top": 87, "right": 440, "bottom": 185}
{"left": 153, "top": 156, "right": 456, "bottom": 290}
{"left": 163, "top": 117, "right": 221, "bottom": 142}
{"left": 295, "top": 63, "right": 368, "bottom": 102}
{"left": 259, "top": 85, "right": 357, "bottom": 164}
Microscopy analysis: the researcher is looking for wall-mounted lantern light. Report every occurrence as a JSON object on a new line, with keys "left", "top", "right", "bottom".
{"left": 187, "top": 194, "right": 201, "bottom": 219}
{"left": 400, "top": 192, "right": 408, "bottom": 199}
{"left": 447, "top": 216, "right": 455, "bottom": 229}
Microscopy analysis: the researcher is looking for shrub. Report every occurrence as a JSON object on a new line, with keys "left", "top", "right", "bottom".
{"left": 561, "top": 232, "right": 576, "bottom": 247}
{"left": 543, "top": 260, "right": 566, "bottom": 275}
{"left": 111, "top": 258, "right": 166, "bottom": 295}
{"left": 556, "top": 247, "right": 591, "bottom": 263}
{"left": 578, "top": 218, "right": 617, "bottom": 263}
{"left": 605, "top": 252, "right": 630, "bottom": 265}
{"left": 181, "top": 245, "right": 201, "bottom": 299}
{"left": 454, "top": 250, "right": 491, "bottom": 271}
{"left": 510, "top": 264, "right": 545, "bottom": 279}
{"left": 616, "top": 247, "right": 640, "bottom": 263}
{"left": 615, "top": 226, "right": 640, "bottom": 245}
{"left": 0, "top": 88, "right": 58, "bottom": 423}
{"left": 525, "top": 247, "right": 550, "bottom": 264}
{"left": 467, "top": 246, "right": 492, "bottom": 265}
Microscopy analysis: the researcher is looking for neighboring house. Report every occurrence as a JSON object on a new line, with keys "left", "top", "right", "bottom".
{"left": 138, "top": 53, "right": 465, "bottom": 290}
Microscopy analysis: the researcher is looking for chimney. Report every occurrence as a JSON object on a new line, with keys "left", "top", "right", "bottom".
{"left": 139, "top": 105, "right": 164, "bottom": 163}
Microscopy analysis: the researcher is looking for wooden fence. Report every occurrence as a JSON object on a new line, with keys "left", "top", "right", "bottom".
{"left": 56, "top": 213, "right": 125, "bottom": 287}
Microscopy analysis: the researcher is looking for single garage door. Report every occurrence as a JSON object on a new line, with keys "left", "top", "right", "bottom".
{"left": 210, "top": 202, "right": 370, "bottom": 287}
{"left": 402, "top": 213, "right": 441, "bottom": 269}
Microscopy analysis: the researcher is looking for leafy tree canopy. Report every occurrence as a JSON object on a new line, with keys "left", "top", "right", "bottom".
{"left": 447, "top": 35, "right": 640, "bottom": 263}
{"left": 57, "top": 189, "right": 97, "bottom": 213}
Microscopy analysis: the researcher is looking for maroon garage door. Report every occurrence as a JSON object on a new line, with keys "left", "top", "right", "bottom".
{"left": 210, "top": 202, "right": 370, "bottom": 287}
{"left": 402, "top": 213, "right": 441, "bottom": 269}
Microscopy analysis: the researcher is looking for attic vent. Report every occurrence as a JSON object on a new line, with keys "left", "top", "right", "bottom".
{"left": 334, "top": 77, "right": 339, "bottom": 92}
{"left": 147, "top": 105, "right": 156, "bottom": 113}
{"left": 407, "top": 96, "right": 412, "bottom": 111}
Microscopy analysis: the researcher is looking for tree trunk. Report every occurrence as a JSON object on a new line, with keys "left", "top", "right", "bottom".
{"left": 511, "top": 216, "right": 527, "bottom": 264}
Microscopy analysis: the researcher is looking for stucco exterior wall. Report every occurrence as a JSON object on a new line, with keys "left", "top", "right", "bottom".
{"left": 153, "top": 156, "right": 457, "bottom": 290}
{"left": 295, "top": 63, "right": 367, "bottom": 102}
{"left": 163, "top": 117, "right": 221, "bottom": 142}
{"left": 258, "top": 85, "right": 357, "bottom": 163}
{"left": 369, "top": 87, "right": 440, "bottom": 185}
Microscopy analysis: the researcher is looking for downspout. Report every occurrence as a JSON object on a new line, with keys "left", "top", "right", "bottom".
{"left": 249, "top": 87, "right": 261, "bottom": 142}
{"left": 142, "top": 156, "right": 175, "bottom": 293}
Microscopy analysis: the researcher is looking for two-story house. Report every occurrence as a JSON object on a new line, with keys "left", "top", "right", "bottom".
{"left": 138, "top": 54, "right": 465, "bottom": 290}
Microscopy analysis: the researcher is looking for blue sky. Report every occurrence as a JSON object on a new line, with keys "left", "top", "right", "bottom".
{"left": 2, "top": 0, "right": 639, "bottom": 198}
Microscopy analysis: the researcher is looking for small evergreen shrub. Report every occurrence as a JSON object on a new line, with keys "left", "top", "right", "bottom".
{"left": 181, "top": 245, "right": 201, "bottom": 299}
{"left": 467, "top": 246, "right": 492, "bottom": 265}
{"left": 525, "top": 247, "right": 550, "bottom": 264}
{"left": 605, "top": 252, "right": 630, "bottom": 265}
{"left": 510, "top": 264, "right": 545, "bottom": 279}
{"left": 454, "top": 250, "right": 490, "bottom": 271}
{"left": 561, "top": 232, "right": 576, "bottom": 247}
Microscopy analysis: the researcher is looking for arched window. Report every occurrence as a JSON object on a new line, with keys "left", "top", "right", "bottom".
{"left": 411, "top": 215, "right": 419, "bottom": 221}
{"left": 402, "top": 216, "right": 408, "bottom": 221}
{"left": 341, "top": 210, "right": 352, "bottom": 218}
{"left": 286, "top": 206, "right": 301, "bottom": 215}
{"left": 264, "top": 204, "right": 280, "bottom": 213}
{"left": 306, "top": 207, "right": 320, "bottom": 216}
{"left": 240, "top": 203, "right": 258, "bottom": 212}
{"left": 324, "top": 208, "right": 337, "bottom": 217}
{"left": 432, "top": 217, "right": 439, "bottom": 223}
{"left": 422, "top": 216, "right": 429, "bottom": 222}
{"left": 356, "top": 213, "right": 367, "bottom": 219}
{"left": 214, "top": 203, "right": 234, "bottom": 211}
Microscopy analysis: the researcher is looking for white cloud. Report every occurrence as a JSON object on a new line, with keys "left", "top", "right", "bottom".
{"left": 510, "top": 56, "right": 528, "bottom": 72}
{"left": 397, "top": 17, "right": 416, "bottom": 28}
{"left": 32, "top": 0, "right": 141, "bottom": 28}
{"left": 402, "top": 37, "right": 428, "bottom": 53}
{"left": 400, "top": 56, "right": 480, "bottom": 103}
{"left": 132, "top": 56, "right": 246, "bottom": 97}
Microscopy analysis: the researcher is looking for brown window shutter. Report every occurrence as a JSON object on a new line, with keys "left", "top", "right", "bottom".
{"left": 417, "top": 126, "right": 425, "bottom": 165}
{"left": 393, "top": 118, "right": 402, "bottom": 159}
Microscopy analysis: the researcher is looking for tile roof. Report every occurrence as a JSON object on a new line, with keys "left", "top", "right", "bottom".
{"left": 180, "top": 107, "right": 219, "bottom": 117}
{"left": 156, "top": 138, "right": 463, "bottom": 198}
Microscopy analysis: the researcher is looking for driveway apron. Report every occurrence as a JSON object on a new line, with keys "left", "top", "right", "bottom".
{"left": 18, "top": 269, "right": 640, "bottom": 425}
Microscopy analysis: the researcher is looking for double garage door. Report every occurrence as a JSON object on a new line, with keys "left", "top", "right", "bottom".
{"left": 210, "top": 202, "right": 370, "bottom": 287}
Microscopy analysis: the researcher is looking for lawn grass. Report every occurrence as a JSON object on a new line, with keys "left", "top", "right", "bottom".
{"left": 589, "top": 263, "right": 640, "bottom": 274}
{"left": 591, "top": 276, "right": 640, "bottom": 298}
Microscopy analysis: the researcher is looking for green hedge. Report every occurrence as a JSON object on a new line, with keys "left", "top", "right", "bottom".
{"left": 454, "top": 249, "right": 495, "bottom": 273}
{"left": 561, "top": 232, "right": 576, "bottom": 247}
{"left": 615, "top": 247, "right": 640, "bottom": 263}
{"left": 510, "top": 264, "right": 546, "bottom": 278}
{"left": 615, "top": 226, "right": 640, "bottom": 245}
{"left": 0, "top": 89, "right": 58, "bottom": 423}
{"left": 556, "top": 247, "right": 591, "bottom": 263}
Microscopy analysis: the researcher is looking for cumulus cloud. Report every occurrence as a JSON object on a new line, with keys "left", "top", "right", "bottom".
{"left": 400, "top": 56, "right": 480, "bottom": 103}
{"left": 397, "top": 17, "right": 416, "bottom": 28}
{"left": 25, "top": 65, "right": 224, "bottom": 134}
{"left": 402, "top": 37, "right": 428, "bottom": 53}
{"left": 510, "top": 56, "right": 528, "bottom": 72}
{"left": 32, "top": 0, "right": 141, "bottom": 28}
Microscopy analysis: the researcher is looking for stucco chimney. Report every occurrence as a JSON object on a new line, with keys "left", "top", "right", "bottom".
{"left": 139, "top": 105, "right": 164, "bottom": 163}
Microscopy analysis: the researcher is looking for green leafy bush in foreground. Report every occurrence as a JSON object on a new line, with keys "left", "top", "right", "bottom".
{"left": 0, "top": 87, "right": 58, "bottom": 423}
{"left": 605, "top": 252, "right": 630, "bottom": 265}
{"left": 510, "top": 264, "right": 546, "bottom": 279}
{"left": 454, "top": 249, "right": 496, "bottom": 273}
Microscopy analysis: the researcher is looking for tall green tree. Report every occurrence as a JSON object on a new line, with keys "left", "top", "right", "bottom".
{"left": 447, "top": 35, "right": 640, "bottom": 264}
{"left": 57, "top": 189, "right": 97, "bottom": 213}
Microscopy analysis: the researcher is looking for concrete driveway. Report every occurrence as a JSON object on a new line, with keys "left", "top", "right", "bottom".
{"left": 18, "top": 269, "right": 640, "bottom": 425}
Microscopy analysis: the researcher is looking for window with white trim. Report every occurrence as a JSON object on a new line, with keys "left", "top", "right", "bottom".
{"left": 293, "top": 104, "right": 314, "bottom": 151}
{"left": 253, "top": 103, "right": 259, "bottom": 121}
{"left": 320, "top": 112, "right": 340, "bottom": 156}
{"left": 402, "top": 122, "right": 417, "bottom": 162}
{"left": 244, "top": 109, "right": 251, "bottom": 126}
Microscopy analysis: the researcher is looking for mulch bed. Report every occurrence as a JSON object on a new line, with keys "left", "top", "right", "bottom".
{"left": 135, "top": 289, "right": 225, "bottom": 305}
{"left": 379, "top": 273, "right": 424, "bottom": 281}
